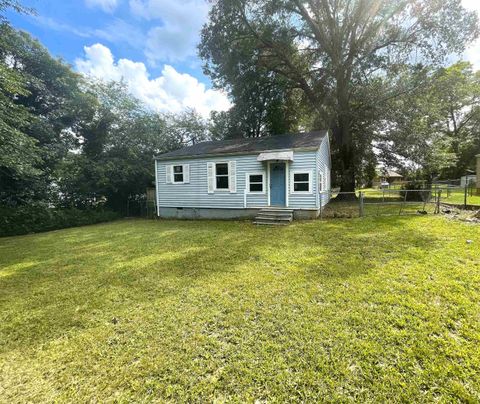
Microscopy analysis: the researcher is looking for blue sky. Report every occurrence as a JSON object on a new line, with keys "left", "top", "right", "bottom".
{"left": 6, "top": 0, "right": 230, "bottom": 116}
{"left": 6, "top": 0, "right": 480, "bottom": 117}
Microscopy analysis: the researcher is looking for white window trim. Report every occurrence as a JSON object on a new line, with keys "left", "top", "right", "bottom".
{"left": 172, "top": 164, "right": 185, "bottom": 184}
{"left": 246, "top": 171, "right": 266, "bottom": 194}
{"left": 291, "top": 170, "right": 313, "bottom": 194}
{"left": 214, "top": 161, "right": 230, "bottom": 191}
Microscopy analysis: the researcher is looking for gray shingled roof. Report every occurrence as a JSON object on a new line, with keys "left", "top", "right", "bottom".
{"left": 154, "top": 130, "right": 328, "bottom": 160}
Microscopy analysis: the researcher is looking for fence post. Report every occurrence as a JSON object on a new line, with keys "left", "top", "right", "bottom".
{"left": 435, "top": 189, "right": 442, "bottom": 214}
{"left": 464, "top": 184, "right": 468, "bottom": 209}
{"left": 359, "top": 191, "right": 364, "bottom": 217}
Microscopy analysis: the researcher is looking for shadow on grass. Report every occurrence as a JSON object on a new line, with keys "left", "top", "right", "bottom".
{"left": 0, "top": 217, "right": 441, "bottom": 353}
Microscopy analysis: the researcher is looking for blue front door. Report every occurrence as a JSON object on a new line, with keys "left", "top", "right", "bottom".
{"left": 270, "top": 163, "right": 286, "bottom": 206}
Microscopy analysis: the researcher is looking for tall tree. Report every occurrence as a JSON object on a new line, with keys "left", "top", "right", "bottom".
{"left": 0, "top": 0, "right": 40, "bottom": 204}
{"left": 200, "top": 0, "right": 478, "bottom": 192}
{"left": 0, "top": 25, "right": 89, "bottom": 204}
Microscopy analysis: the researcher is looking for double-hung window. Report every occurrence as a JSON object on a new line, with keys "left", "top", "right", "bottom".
{"left": 166, "top": 164, "right": 189, "bottom": 184}
{"left": 248, "top": 173, "right": 264, "bottom": 193}
{"left": 292, "top": 171, "right": 311, "bottom": 193}
{"left": 215, "top": 163, "right": 229, "bottom": 190}
{"left": 173, "top": 165, "right": 184, "bottom": 183}
{"left": 207, "top": 161, "right": 236, "bottom": 193}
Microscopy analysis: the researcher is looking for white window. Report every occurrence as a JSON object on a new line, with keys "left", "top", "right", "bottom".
{"left": 173, "top": 165, "right": 184, "bottom": 183}
{"left": 166, "top": 164, "right": 189, "bottom": 184}
{"left": 207, "top": 161, "right": 236, "bottom": 193}
{"left": 215, "top": 162, "right": 229, "bottom": 190}
{"left": 292, "top": 171, "right": 312, "bottom": 193}
{"left": 247, "top": 172, "right": 265, "bottom": 193}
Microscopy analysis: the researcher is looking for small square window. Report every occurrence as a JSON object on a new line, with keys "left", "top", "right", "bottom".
{"left": 248, "top": 173, "right": 264, "bottom": 193}
{"left": 293, "top": 172, "right": 310, "bottom": 193}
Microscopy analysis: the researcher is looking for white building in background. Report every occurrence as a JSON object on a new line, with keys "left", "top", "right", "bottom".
{"left": 460, "top": 175, "right": 477, "bottom": 187}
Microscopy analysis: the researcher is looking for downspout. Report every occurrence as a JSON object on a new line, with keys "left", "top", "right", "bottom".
{"left": 154, "top": 159, "right": 160, "bottom": 217}
{"left": 476, "top": 154, "right": 480, "bottom": 196}
{"left": 286, "top": 160, "right": 289, "bottom": 208}
{"left": 315, "top": 149, "right": 320, "bottom": 209}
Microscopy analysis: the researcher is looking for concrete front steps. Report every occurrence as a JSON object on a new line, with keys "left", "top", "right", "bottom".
{"left": 253, "top": 208, "right": 294, "bottom": 226}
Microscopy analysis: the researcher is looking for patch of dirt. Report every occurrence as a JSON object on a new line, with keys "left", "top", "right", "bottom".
{"left": 441, "top": 205, "right": 480, "bottom": 224}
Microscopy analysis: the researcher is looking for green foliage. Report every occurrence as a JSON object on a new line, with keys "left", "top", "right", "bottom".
{"left": 400, "top": 181, "right": 432, "bottom": 201}
{"left": 0, "top": 24, "right": 90, "bottom": 204}
{"left": 379, "top": 62, "right": 480, "bottom": 179}
{"left": 0, "top": 24, "right": 209, "bottom": 216}
{"left": 0, "top": 217, "right": 479, "bottom": 400}
{"left": 200, "top": 0, "right": 479, "bottom": 189}
{"left": 0, "top": 62, "right": 41, "bottom": 177}
{"left": 54, "top": 82, "right": 209, "bottom": 213}
{"left": 0, "top": 204, "right": 119, "bottom": 236}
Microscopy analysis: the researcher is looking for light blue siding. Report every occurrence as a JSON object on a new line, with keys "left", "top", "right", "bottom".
{"left": 157, "top": 155, "right": 268, "bottom": 209}
{"left": 287, "top": 151, "right": 317, "bottom": 208}
{"left": 156, "top": 141, "right": 330, "bottom": 211}
{"left": 317, "top": 135, "right": 332, "bottom": 206}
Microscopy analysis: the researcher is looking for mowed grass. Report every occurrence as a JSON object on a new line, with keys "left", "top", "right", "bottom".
{"left": 442, "top": 190, "right": 480, "bottom": 206}
{"left": 1, "top": 217, "right": 480, "bottom": 402}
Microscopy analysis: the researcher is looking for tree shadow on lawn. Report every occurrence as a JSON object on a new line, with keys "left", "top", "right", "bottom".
{"left": 0, "top": 220, "right": 266, "bottom": 352}
{"left": 0, "top": 217, "right": 443, "bottom": 354}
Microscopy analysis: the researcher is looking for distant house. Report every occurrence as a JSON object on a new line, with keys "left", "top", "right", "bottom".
{"left": 460, "top": 174, "right": 476, "bottom": 188}
{"left": 374, "top": 168, "right": 403, "bottom": 187}
{"left": 154, "top": 131, "right": 331, "bottom": 220}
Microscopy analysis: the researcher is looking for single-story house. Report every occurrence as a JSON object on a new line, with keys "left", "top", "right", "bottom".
{"left": 373, "top": 168, "right": 404, "bottom": 187}
{"left": 154, "top": 131, "right": 331, "bottom": 220}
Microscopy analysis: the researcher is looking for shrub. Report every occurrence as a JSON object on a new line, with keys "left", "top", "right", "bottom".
{"left": 400, "top": 182, "right": 432, "bottom": 202}
{"left": 0, "top": 205, "right": 120, "bottom": 237}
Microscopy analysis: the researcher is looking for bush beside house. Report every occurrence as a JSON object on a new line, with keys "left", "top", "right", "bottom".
{"left": 0, "top": 205, "right": 120, "bottom": 237}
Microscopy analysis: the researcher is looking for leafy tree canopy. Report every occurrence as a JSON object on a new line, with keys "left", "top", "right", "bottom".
{"left": 200, "top": 0, "right": 479, "bottom": 190}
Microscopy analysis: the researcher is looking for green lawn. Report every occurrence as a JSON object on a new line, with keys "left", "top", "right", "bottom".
{"left": 1, "top": 218, "right": 480, "bottom": 402}
{"left": 441, "top": 190, "right": 480, "bottom": 206}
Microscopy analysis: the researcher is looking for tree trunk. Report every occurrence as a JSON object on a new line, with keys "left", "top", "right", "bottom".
{"left": 334, "top": 77, "right": 356, "bottom": 199}
{"left": 335, "top": 139, "right": 357, "bottom": 200}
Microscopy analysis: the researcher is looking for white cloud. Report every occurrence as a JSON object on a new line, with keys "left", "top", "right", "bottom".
{"left": 34, "top": 16, "right": 92, "bottom": 38}
{"left": 85, "top": 0, "right": 118, "bottom": 13}
{"left": 129, "top": 0, "right": 209, "bottom": 63}
{"left": 33, "top": 15, "right": 145, "bottom": 50}
{"left": 75, "top": 43, "right": 230, "bottom": 117}
{"left": 94, "top": 19, "right": 146, "bottom": 49}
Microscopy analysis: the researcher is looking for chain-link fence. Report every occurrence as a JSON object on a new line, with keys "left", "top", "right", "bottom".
{"left": 433, "top": 184, "right": 480, "bottom": 209}
{"left": 319, "top": 184, "right": 480, "bottom": 219}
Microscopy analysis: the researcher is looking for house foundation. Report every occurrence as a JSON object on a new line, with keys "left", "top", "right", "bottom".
{"left": 158, "top": 207, "right": 321, "bottom": 220}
